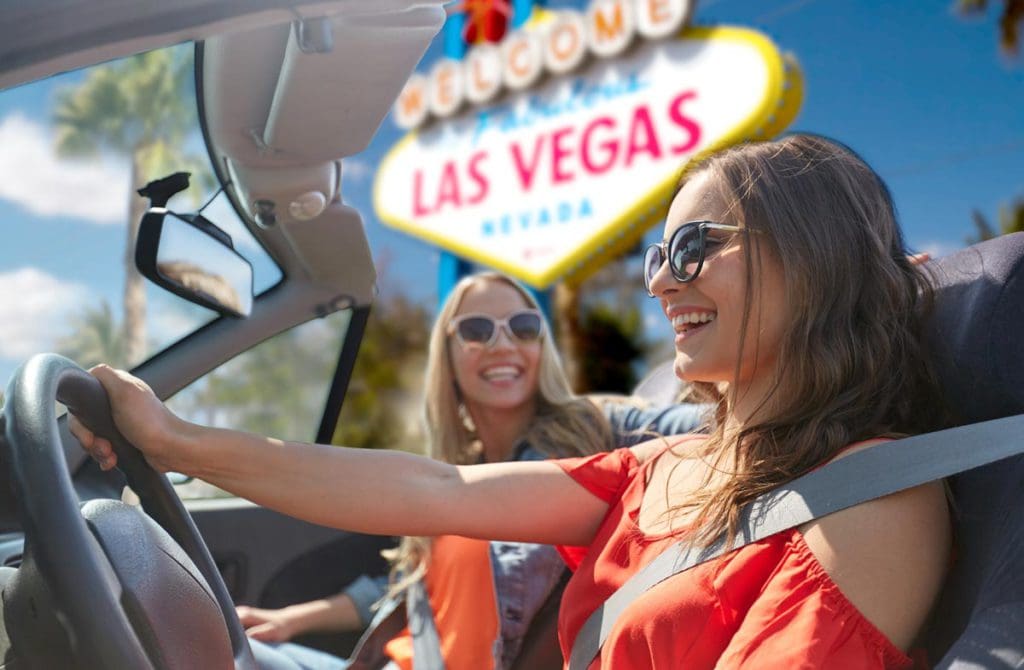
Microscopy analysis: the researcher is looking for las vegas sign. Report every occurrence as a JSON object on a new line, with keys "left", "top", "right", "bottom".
{"left": 374, "top": 3, "right": 803, "bottom": 288}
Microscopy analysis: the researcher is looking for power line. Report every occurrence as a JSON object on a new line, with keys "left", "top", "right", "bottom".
{"left": 884, "top": 138, "right": 1024, "bottom": 177}
{"left": 755, "top": 0, "right": 817, "bottom": 24}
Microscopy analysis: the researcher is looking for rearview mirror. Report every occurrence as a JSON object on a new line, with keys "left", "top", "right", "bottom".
{"left": 135, "top": 209, "right": 253, "bottom": 318}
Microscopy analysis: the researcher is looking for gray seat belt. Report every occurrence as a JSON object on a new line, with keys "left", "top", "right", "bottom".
{"left": 568, "top": 412, "right": 1024, "bottom": 670}
{"left": 346, "top": 579, "right": 446, "bottom": 670}
{"left": 407, "top": 580, "right": 446, "bottom": 670}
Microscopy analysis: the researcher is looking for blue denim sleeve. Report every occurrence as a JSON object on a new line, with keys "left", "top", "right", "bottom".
{"left": 342, "top": 574, "right": 389, "bottom": 626}
{"left": 604, "top": 402, "right": 709, "bottom": 447}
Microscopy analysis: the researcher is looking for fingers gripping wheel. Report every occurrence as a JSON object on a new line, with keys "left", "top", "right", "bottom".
{"left": 2, "top": 354, "right": 257, "bottom": 669}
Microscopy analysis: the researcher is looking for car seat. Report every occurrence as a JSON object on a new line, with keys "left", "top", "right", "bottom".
{"left": 922, "top": 232, "right": 1024, "bottom": 668}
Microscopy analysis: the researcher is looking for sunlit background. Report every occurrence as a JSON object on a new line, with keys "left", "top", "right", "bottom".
{"left": 0, "top": 1, "right": 1020, "bottom": 460}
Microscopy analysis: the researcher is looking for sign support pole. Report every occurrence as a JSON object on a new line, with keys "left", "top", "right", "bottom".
{"left": 437, "top": 9, "right": 469, "bottom": 306}
{"left": 435, "top": 0, "right": 552, "bottom": 320}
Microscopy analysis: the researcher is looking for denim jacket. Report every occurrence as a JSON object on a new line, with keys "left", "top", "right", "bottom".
{"left": 345, "top": 402, "right": 707, "bottom": 669}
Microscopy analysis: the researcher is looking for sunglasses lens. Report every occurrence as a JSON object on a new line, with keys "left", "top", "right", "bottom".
{"left": 508, "top": 312, "right": 543, "bottom": 341}
{"left": 668, "top": 226, "right": 703, "bottom": 281}
{"left": 457, "top": 317, "right": 496, "bottom": 344}
{"left": 643, "top": 245, "right": 663, "bottom": 293}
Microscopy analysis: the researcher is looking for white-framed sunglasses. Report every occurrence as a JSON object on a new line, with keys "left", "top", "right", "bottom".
{"left": 448, "top": 309, "right": 545, "bottom": 348}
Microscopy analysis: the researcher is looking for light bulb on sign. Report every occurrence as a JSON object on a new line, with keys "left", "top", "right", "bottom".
{"left": 544, "top": 12, "right": 588, "bottom": 75}
{"left": 586, "top": 0, "right": 636, "bottom": 58}
{"left": 501, "top": 30, "right": 545, "bottom": 90}
{"left": 429, "top": 59, "right": 466, "bottom": 118}
{"left": 394, "top": 73, "right": 430, "bottom": 130}
{"left": 465, "top": 43, "right": 504, "bottom": 104}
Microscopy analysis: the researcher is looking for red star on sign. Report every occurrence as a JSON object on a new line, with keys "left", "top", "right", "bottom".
{"left": 447, "top": 0, "right": 513, "bottom": 44}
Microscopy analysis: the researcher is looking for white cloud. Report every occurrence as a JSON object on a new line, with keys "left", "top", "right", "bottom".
{"left": 342, "top": 158, "right": 372, "bottom": 184}
{"left": 0, "top": 113, "right": 130, "bottom": 224}
{"left": 0, "top": 268, "right": 91, "bottom": 359}
{"left": 201, "top": 196, "right": 264, "bottom": 255}
{"left": 147, "top": 292, "right": 212, "bottom": 344}
{"left": 918, "top": 240, "right": 962, "bottom": 260}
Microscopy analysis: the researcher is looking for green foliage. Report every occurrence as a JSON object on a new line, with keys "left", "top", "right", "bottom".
{"left": 52, "top": 45, "right": 214, "bottom": 366}
{"left": 53, "top": 47, "right": 195, "bottom": 159}
{"left": 956, "top": 0, "right": 1023, "bottom": 54}
{"left": 968, "top": 198, "right": 1024, "bottom": 243}
{"left": 171, "top": 318, "right": 346, "bottom": 441}
{"left": 164, "top": 294, "right": 431, "bottom": 452}
{"left": 55, "top": 301, "right": 127, "bottom": 369}
{"left": 557, "top": 252, "right": 652, "bottom": 395}
{"left": 576, "top": 302, "right": 648, "bottom": 394}
{"left": 332, "top": 295, "right": 432, "bottom": 451}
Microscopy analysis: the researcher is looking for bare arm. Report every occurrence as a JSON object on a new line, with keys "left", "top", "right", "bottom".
{"left": 187, "top": 429, "right": 606, "bottom": 545}
{"left": 799, "top": 443, "right": 951, "bottom": 650}
{"left": 70, "top": 366, "right": 610, "bottom": 547}
{"left": 236, "top": 592, "right": 363, "bottom": 641}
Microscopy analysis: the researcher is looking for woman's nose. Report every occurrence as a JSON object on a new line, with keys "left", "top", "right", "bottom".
{"left": 491, "top": 326, "right": 517, "bottom": 349}
{"left": 647, "top": 257, "right": 679, "bottom": 297}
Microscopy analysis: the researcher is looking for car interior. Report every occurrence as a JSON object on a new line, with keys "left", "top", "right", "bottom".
{"left": 0, "top": 1, "right": 1022, "bottom": 669}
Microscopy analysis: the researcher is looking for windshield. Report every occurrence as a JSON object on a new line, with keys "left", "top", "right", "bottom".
{"left": 0, "top": 44, "right": 281, "bottom": 386}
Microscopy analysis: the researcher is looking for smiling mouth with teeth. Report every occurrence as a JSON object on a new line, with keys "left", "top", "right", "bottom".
{"left": 671, "top": 311, "right": 717, "bottom": 333}
{"left": 481, "top": 365, "right": 522, "bottom": 382}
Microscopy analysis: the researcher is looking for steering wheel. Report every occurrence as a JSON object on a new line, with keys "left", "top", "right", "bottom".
{"left": 2, "top": 354, "right": 257, "bottom": 669}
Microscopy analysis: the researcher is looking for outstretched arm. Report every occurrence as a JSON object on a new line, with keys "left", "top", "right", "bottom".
{"left": 236, "top": 592, "right": 363, "bottom": 641}
{"left": 70, "top": 366, "right": 610, "bottom": 547}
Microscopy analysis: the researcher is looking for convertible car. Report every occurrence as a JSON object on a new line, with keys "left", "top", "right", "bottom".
{"left": 0, "top": 1, "right": 1021, "bottom": 669}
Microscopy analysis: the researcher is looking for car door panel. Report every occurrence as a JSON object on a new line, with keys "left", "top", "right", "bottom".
{"left": 187, "top": 498, "right": 396, "bottom": 657}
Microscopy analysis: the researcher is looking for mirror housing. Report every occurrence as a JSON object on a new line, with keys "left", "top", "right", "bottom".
{"left": 135, "top": 208, "right": 254, "bottom": 318}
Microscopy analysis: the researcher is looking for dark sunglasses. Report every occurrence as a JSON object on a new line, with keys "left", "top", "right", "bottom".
{"left": 642, "top": 221, "right": 744, "bottom": 296}
{"left": 448, "top": 309, "right": 545, "bottom": 348}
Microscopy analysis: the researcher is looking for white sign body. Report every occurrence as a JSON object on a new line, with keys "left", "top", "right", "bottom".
{"left": 374, "top": 26, "right": 803, "bottom": 287}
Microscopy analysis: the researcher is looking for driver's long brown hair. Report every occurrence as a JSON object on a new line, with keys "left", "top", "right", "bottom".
{"left": 673, "top": 134, "right": 947, "bottom": 548}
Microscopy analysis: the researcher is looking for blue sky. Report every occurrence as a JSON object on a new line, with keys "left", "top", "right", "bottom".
{"left": 0, "top": 0, "right": 1020, "bottom": 383}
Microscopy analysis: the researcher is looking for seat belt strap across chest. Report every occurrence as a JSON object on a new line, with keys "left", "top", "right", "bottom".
{"left": 568, "top": 413, "right": 1024, "bottom": 670}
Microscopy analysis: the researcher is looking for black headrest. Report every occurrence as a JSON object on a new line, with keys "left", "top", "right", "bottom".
{"left": 921, "top": 233, "right": 1024, "bottom": 666}
{"left": 925, "top": 232, "right": 1024, "bottom": 425}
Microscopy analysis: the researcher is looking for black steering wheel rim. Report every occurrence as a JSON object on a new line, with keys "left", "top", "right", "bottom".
{"left": 3, "top": 353, "right": 256, "bottom": 669}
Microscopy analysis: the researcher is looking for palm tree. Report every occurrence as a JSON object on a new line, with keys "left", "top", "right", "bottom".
{"left": 957, "top": 0, "right": 1023, "bottom": 54}
{"left": 956, "top": 3, "right": 1023, "bottom": 245}
{"left": 332, "top": 294, "right": 431, "bottom": 450}
{"left": 52, "top": 46, "right": 207, "bottom": 368}
{"left": 554, "top": 252, "right": 651, "bottom": 393}
{"left": 577, "top": 303, "right": 648, "bottom": 393}
{"left": 968, "top": 199, "right": 1024, "bottom": 243}
{"left": 55, "top": 301, "right": 127, "bottom": 369}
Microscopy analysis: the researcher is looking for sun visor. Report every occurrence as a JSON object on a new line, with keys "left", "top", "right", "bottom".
{"left": 200, "top": 23, "right": 293, "bottom": 163}
{"left": 0, "top": 0, "right": 367, "bottom": 91}
{"left": 261, "top": 5, "right": 444, "bottom": 161}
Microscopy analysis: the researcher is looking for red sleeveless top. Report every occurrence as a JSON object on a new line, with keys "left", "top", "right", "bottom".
{"left": 555, "top": 447, "right": 915, "bottom": 670}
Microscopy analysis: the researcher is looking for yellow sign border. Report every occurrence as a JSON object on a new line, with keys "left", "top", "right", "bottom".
{"left": 373, "top": 24, "right": 805, "bottom": 288}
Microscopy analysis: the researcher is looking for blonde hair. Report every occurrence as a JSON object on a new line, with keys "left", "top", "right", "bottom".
{"left": 385, "top": 272, "right": 613, "bottom": 593}
{"left": 671, "top": 134, "right": 945, "bottom": 547}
